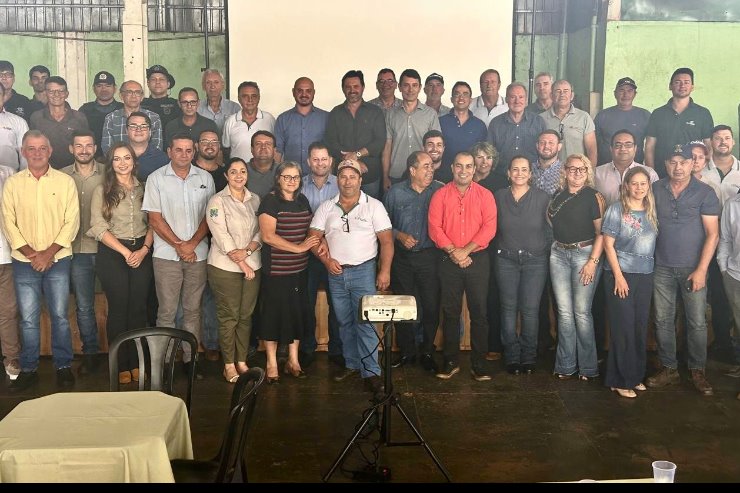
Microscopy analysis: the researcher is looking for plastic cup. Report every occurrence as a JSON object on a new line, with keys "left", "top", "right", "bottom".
{"left": 652, "top": 461, "right": 676, "bottom": 483}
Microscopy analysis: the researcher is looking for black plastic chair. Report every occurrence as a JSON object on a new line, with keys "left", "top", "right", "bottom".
{"left": 108, "top": 327, "right": 198, "bottom": 415}
{"left": 170, "top": 367, "right": 265, "bottom": 483}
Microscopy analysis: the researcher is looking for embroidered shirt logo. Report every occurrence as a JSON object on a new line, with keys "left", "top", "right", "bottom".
{"left": 209, "top": 208, "right": 218, "bottom": 218}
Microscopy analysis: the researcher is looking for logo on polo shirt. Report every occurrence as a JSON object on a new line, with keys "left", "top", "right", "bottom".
{"left": 686, "top": 120, "right": 696, "bottom": 126}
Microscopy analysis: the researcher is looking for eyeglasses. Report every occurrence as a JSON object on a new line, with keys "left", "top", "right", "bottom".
{"left": 198, "top": 139, "right": 219, "bottom": 146}
{"left": 127, "top": 123, "right": 150, "bottom": 131}
{"left": 0, "top": 72, "right": 14, "bottom": 79}
{"left": 46, "top": 89, "right": 67, "bottom": 96}
{"left": 179, "top": 100, "right": 198, "bottom": 107}
{"left": 566, "top": 167, "right": 588, "bottom": 175}
{"left": 377, "top": 79, "right": 396, "bottom": 85}
{"left": 279, "top": 174, "right": 301, "bottom": 183}
{"left": 612, "top": 142, "right": 635, "bottom": 149}
{"left": 121, "top": 90, "right": 144, "bottom": 97}
{"left": 452, "top": 92, "right": 471, "bottom": 98}
{"left": 558, "top": 123, "right": 565, "bottom": 139}
{"left": 341, "top": 213, "right": 350, "bottom": 233}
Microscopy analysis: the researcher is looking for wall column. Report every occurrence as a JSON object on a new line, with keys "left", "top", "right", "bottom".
{"left": 55, "top": 33, "right": 87, "bottom": 108}
{"left": 122, "top": 0, "right": 148, "bottom": 87}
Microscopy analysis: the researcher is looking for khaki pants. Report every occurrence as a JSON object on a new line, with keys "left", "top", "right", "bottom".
{"left": 0, "top": 263, "right": 20, "bottom": 367}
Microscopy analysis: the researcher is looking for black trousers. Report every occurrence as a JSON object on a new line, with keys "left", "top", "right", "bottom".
{"left": 708, "top": 256, "right": 733, "bottom": 356}
{"left": 486, "top": 248, "right": 503, "bottom": 352}
{"left": 439, "top": 250, "right": 489, "bottom": 365}
{"left": 390, "top": 247, "right": 441, "bottom": 357}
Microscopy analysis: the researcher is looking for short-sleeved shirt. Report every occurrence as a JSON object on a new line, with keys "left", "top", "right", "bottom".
{"left": 79, "top": 99, "right": 124, "bottom": 158}
{"left": 61, "top": 161, "right": 106, "bottom": 253}
{"left": 0, "top": 166, "right": 16, "bottom": 264}
{"left": 386, "top": 102, "right": 441, "bottom": 179}
{"left": 102, "top": 108, "right": 163, "bottom": 153}
{"left": 601, "top": 202, "right": 658, "bottom": 274}
{"left": 222, "top": 110, "right": 276, "bottom": 162}
{"left": 194, "top": 162, "right": 227, "bottom": 192}
{"left": 141, "top": 163, "right": 215, "bottom": 261}
{"left": 164, "top": 114, "right": 218, "bottom": 148}
{"left": 310, "top": 191, "right": 392, "bottom": 266}
{"left": 274, "top": 106, "right": 328, "bottom": 174}
{"left": 87, "top": 178, "right": 148, "bottom": 242}
{"left": 29, "top": 107, "right": 90, "bottom": 169}
{"left": 548, "top": 186, "right": 604, "bottom": 244}
{"left": 368, "top": 96, "right": 402, "bottom": 115}
{"left": 540, "top": 105, "right": 596, "bottom": 163}
{"left": 0, "top": 109, "right": 28, "bottom": 171}
{"left": 470, "top": 95, "right": 508, "bottom": 127}
{"left": 301, "top": 174, "right": 338, "bottom": 212}
{"left": 594, "top": 161, "right": 659, "bottom": 206}
{"left": 383, "top": 179, "right": 442, "bottom": 251}
{"left": 593, "top": 105, "right": 651, "bottom": 165}
{"left": 703, "top": 156, "right": 740, "bottom": 206}
{"left": 532, "top": 159, "right": 563, "bottom": 197}
{"left": 4, "top": 90, "right": 31, "bottom": 121}
{"left": 646, "top": 98, "right": 714, "bottom": 178}
{"left": 439, "top": 110, "right": 487, "bottom": 171}
{"left": 245, "top": 160, "right": 276, "bottom": 199}
{"left": 142, "top": 96, "right": 182, "bottom": 127}
{"left": 488, "top": 109, "right": 547, "bottom": 176}
{"left": 653, "top": 176, "right": 720, "bottom": 269}
{"left": 197, "top": 97, "right": 240, "bottom": 135}
{"left": 258, "top": 193, "right": 311, "bottom": 276}
{"left": 137, "top": 144, "right": 169, "bottom": 182}
{"left": 494, "top": 186, "right": 551, "bottom": 256}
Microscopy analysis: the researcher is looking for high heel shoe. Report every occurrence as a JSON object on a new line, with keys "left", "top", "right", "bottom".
{"left": 223, "top": 364, "right": 239, "bottom": 383}
{"left": 634, "top": 383, "right": 647, "bottom": 391}
{"left": 266, "top": 366, "right": 280, "bottom": 384}
{"left": 284, "top": 361, "right": 307, "bottom": 379}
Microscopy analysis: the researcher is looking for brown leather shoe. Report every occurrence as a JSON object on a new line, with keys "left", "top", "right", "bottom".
{"left": 119, "top": 371, "right": 132, "bottom": 384}
{"left": 646, "top": 367, "right": 680, "bottom": 388}
{"left": 690, "top": 369, "right": 713, "bottom": 396}
{"left": 131, "top": 368, "right": 139, "bottom": 382}
{"left": 485, "top": 352, "right": 502, "bottom": 361}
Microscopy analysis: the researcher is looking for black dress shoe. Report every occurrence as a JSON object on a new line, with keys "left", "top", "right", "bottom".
{"left": 298, "top": 351, "right": 315, "bottom": 369}
{"left": 391, "top": 354, "right": 416, "bottom": 368}
{"left": 419, "top": 353, "right": 438, "bottom": 373}
{"left": 333, "top": 367, "right": 359, "bottom": 382}
{"left": 363, "top": 375, "right": 385, "bottom": 395}
{"left": 56, "top": 367, "right": 76, "bottom": 388}
{"left": 78, "top": 354, "right": 100, "bottom": 376}
{"left": 521, "top": 363, "right": 536, "bottom": 374}
{"left": 183, "top": 361, "right": 204, "bottom": 380}
{"left": 328, "top": 354, "right": 346, "bottom": 368}
{"left": 506, "top": 364, "right": 522, "bottom": 375}
{"left": 9, "top": 371, "right": 38, "bottom": 393}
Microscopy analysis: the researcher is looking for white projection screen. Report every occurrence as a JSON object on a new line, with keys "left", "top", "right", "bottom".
{"left": 226, "top": 0, "right": 514, "bottom": 114}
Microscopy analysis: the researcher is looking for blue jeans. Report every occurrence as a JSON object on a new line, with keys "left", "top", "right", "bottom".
{"left": 328, "top": 260, "right": 380, "bottom": 378}
{"left": 71, "top": 253, "right": 98, "bottom": 354}
{"left": 652, "top": 265, "right": 708, "bottom": 370}
{"left": 550, "top": 244, "right": 601, "bottom": 377}
{"left": 495, "top": 250, "right": 548, "bottom": 365}
{"left": 13, "top": 257, "right": 74, "bottom": 371}
{"left": 176, "top": 281, "right": 219, "bottom": 351}
{"left": 304, "top": 256, "right": 342, "bottom": 356}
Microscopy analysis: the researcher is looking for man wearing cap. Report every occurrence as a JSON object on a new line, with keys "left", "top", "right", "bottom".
{"left": 29, "top": 76, "right": 90, "bottom": 169}
{"left": 471, "top": 69, "right": 508, "bottom": 127}
{"left": 308, "top": 158, "right": 394, "bottom": 397}
{"left": 382, "top": 69, "right": 441, "bottom": 192}
{"left": 594, "top": 129, "right": 659, "bottom": 206}
{"left": 488, "top": 82, "right": 546, "bottom": 176}
{"left": 79, "top": 71, "right": 123, "bottom": 159}
{"left": 198, "top": 68, "right": 240, "bottom": 135}
{"left": 540, "top": 79, "right": 597, "bottom": 167}
{"left": 102, "top": 80, "right": 163, "bottom": 153}
{"left": 0, "top": 83, "right": 29, "bottom": 171}
{"left": 645, "top": 68, "right": 714, "bottom": 178}
{"left": 0, "top": 61, "right": 31, "bottom": 121}
{"left": 164, "top": 87, "right": 217, "bottom": 148}
{"left": 27, "top": 65, "right": 50, "bottom": 115}
{"left": 222, "top": 81, "right": 275, "bottom": 163}
{"left": 594, "top": 77, "right": 651, "bottom": 166}
{"left": 526, "top": 72, "right": 553, "bottom": 114}
{"left": 369, "top": 68, "right": 402, "bottom": 115}
{"left": 143, "top": 65, "right": 181, "bottom": 127}
{"left": 274, "top": 77, "right": 328, "bottom": 174}
{"left": 648, "top": 143, "right": 720, "bottom": 396}
{"left": 439, "top": 81, "right": 487, "bottom": 179}
{"left": 423, "top": 73, "right": 451, "bottom": 117}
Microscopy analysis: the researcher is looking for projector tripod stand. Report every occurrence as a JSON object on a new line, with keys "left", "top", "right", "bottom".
{"left": 322, "top": 319, "right": 451, "bottom": 482}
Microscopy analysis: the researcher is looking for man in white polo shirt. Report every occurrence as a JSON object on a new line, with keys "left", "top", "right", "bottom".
{"left": 308, "top": 159, "right": 394, "bottom": 397}
{"left": 222, "top": 81, "right": 275, "bottom": 162}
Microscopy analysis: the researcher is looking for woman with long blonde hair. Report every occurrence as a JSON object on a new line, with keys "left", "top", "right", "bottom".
{"left": 601, "top": 166, "right": 658, "bottom": 398}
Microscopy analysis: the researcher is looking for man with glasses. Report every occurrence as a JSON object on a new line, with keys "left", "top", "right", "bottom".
{"left": 79, "top": 71, "right": 123, "bottom": 159}
{"left": 0, "top": 60, "right": 31, "bottom": 121}
{"left": 143, "top": 65, "right": 181, "bottom": 127}
{"left": 198, "top": 69, "right": 240, "bottom": 135}
{"left": 471, "top": 69, "right": 508, "bottom": 127}
{"left": 649, "top": 144, "right": 720, "bottom": 396}
{"left": 127, "top": 111, "right": 168, "bottom": 181}
{"left": 594, "top": 77, "right": 651, "bottom": 166}
{"left": 27, "top": 65, "right": 50, "bottom": 115}
{"left": 29, "top": 76, "right": 89, "bottom": 169}
{"left": 594, "top": 129, "right": 658, "bottom": 206}
{"left": 308, "top": 158, "right": 393, "bottom": 398}
{"left": 223, "top": 81, "right": 275, "bottom": 162}
{"left": 540, "top": 79, "right": 597, "bottom": 167}
{"left": 102, "top": 80, "right": 163, "bottom": 153}
{"left": 0, "top": 83, "right": 29, "bottom": 172}
{"left": 369, "top": 68, "right": 402, "bottom": 115}
{"left": 645, "top": 68, "right": 713, "bottom": 178}
{"left": 246, "top": 130, "right": 278, "bottom": 199}
{"left": 164, "top": 87, "right": 217, "bottom": 148}
{"left": 438, "top": 81, "right": 486, "bottom": 182}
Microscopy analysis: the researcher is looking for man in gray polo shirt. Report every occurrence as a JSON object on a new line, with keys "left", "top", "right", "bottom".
{"left": 540, "top": 79, "right": 597, "bottom": 166}
{"left": 382, "top": 69, "right": 440, "bottom": 192}
{"left": 246, "top": 130, "right": 278, "bottom": 199}
{"left": 648, "top": 144, "right": 720, "bottom": 396}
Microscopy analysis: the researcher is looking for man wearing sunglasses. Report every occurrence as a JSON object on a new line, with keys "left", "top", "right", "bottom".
{"left": 164, "top": 88, "right": 217, "bottom": 149}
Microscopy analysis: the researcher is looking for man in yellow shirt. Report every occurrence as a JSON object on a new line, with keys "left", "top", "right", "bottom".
{"left": 2, "top": 129, "right": 80, "bottom": 392}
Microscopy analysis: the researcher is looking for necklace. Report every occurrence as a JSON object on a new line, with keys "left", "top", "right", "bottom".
{"left": 548, "top": 187, "right": 583, "bottom": 219}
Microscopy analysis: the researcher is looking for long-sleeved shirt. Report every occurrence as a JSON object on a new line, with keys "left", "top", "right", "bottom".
{"left": 275, "top": 106, "right": 328, "bottom": 174}
{"left": 0, "top": 108, "right": 28, "bottom": 171}
{"left": 197, "top": 97, "right": 241, "bottom": 135}
{"left": 102, "top": 108, "right": 163, "bottom": 153}
{"left": 0, "top": 165, "right": 16, "bottom": 264}
{"left": 87, "top": 178, "right": 148, "bottom": 242}
{"left": 383, "top": 179, "right": 442, "bottom": 251}
{"left": 2, "top": 166, "right": 80, "bottom": 262}
{"left": 29, "top": 107, "right": 89, "bottom": 169}
{"left": 718, "top": 193, "right": 740, "bottom": 281}
{"left": 428, "top": 181, "right": 497, "bottom": 251}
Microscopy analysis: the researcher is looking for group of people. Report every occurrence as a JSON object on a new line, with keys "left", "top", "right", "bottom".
{"left": 0, "top": 58, "right": 738, "bottom": 401}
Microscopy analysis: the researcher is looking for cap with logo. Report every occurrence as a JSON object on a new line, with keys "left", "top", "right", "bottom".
{"left": 668, "top": 144, "right": 693, "bottom": 159}
{"left": 425, "top": 73, "right": 444, "bottom": 85}
{"left": 615, "top": 77, "right": 637, "bottom": 90}
{"left": 146, "top": 65, "right": 175, "bottom": 88}
{"left": 337, "top": 159, "right": 362, "bottom": 175}
{"left": 93, "top": 71, "right": 115, "bottom": 86}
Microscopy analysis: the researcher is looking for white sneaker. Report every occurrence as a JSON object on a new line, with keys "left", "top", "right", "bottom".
{"left": 5, "top": 360, "right": 20, "bottom": 381}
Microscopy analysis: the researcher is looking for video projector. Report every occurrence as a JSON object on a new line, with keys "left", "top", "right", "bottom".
{"left": 360, "top": 295, "right": 418, "bottom": 323}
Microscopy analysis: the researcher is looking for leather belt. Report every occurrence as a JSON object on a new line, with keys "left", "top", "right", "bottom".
{"left": 554, "top": 239, "right": 594, "bottom": 250}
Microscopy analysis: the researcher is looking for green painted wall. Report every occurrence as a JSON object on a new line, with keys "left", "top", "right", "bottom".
{"left": 86, "top": 32, "right": 124, "bottom": 97}
{"left": 513, "top": 34, "right": 560, "bottom": 87}
{"left": 1, "top": 34, "right": 57, "bottom": 99}
{"left": 604, "top": 21, "right": 740, "bottom": 141}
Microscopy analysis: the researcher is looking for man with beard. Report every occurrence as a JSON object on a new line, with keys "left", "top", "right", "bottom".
{"left": 439, "top": 81, "right": 487, "bottom": 182}
{"left": 422, "top": 130, "right": 446, "bottom": 180}
{"left": 275, "top": 77, "right": 328, "bottom": 174}
{"left": 531, "top": 129, "right": 564, "bottom": 197}
{"left": 384, "top": 151, "right": 442, "bottom": 373}
{"left": 79, "top": 71, "right": 123, "bottom": 159}
{"left": 164, "top": 87, "right": 217, "bottom": 148}
{"left": 61, "top": 130, "right": 104, "bottom": 375}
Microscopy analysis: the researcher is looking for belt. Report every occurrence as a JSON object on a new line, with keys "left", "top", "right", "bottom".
{"left": 340, "top": 259, "right": 373, "bottom": 269}
{"left": 118, "top": 237, "right": 143, "bottom": 246}
{"left": 554, "top": 239, "right": 594, "bottom": 250}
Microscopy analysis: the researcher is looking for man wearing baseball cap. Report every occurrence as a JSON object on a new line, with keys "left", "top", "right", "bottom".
{"left": 593, "top": 77, "right": 651, "bottom": 166}
{"left": 423, "top": 73, "right": 451, "bottom": 117}
{"left": 308, "top": 158, "right": 394, "bottom": 398}
{"left": 79, "top": 71, "right": 123, "bottom": 158}
{"left": 143, "top": 64, "right": 181, "bottom": 127}
{"left": 649, "top": 143, "right": 720, "bottom": 396}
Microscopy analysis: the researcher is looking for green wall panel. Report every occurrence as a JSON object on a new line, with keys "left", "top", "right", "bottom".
{"left": 0, "top": 34, "right": 57, "bottom": 99}
{"left": 513, "top": 34, "right": 560, "bottom": 87}
{"left": 85, "top": 32, "right": 124, "bottom": 100}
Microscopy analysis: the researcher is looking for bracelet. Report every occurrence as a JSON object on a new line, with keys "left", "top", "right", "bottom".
{"left": 589, "top": 256, "right": 599, "bottom": 264}
{"left": 143, "top": 244, "right": 151, "bottom": 251}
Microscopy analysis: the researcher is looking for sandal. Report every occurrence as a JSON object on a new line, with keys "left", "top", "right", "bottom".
{"left": 634, "top": 383, "right": 647, "bottom": 391}
{"left": 266, "top": 365, "right": 280, "bottom": 384}
{"left": 611, "top": 387, "right": 637, "bottom": 399}
{"left": 555, "top": 373, "right": 574, "bottom": 380}
{"left": 236, "top": 362, "right": 249, "bottom": 374}
{"left": 223, "top": 364, "right": 239, "bottom": 383}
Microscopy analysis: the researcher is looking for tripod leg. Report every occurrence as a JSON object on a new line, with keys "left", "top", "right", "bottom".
{"left": 322, "top": 406, "right": 381, "bottom": 482}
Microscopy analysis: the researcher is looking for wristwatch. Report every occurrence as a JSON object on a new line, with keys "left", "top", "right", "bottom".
{"left": 246, "top": 249, "right": 253, "bottom": 257}
{"left": 590, "top": 256, "right": 600, "bottom": 264}
{"left": 355, "top": 150, "right": 362, "bottom": 159}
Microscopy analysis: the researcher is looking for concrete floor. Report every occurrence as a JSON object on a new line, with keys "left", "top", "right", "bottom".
{"left": 1, "top": 350, "right": 739, "bottom": 482}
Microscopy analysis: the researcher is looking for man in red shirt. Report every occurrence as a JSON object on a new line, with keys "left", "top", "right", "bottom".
{"left": 428, "top": 151, "right": 497, "bottom": 381}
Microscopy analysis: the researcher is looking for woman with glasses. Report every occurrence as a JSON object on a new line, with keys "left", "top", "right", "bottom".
{"left": 548, "top": 154, "right": 605, "bottom": 381}
{"left": 601, "top": 167, "right": 658, "bottom": 398}
{"left": 206, "top": 157, "right": 262, "bottom": 383}
{"left": 257, "top": 162, "right": 320, "bottom": 383}
{"left": 87, "top": 142, "right": 153, "bottom": 384}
